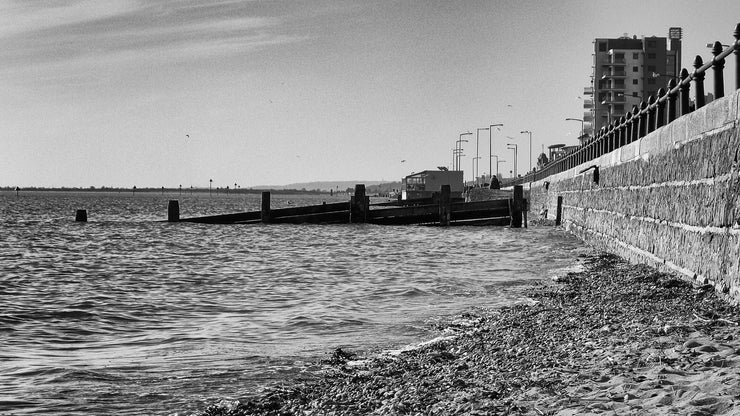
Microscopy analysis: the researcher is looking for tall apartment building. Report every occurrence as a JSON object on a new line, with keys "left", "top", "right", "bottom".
{"left": 583, "top": 28, "right": 682, "bottom": 139}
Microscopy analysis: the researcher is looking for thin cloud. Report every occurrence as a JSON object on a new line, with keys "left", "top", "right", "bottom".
{"left": 0, "top": 1, "right": 307, "bottom": 75}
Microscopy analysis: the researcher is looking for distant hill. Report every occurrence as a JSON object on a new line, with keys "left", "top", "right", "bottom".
{"left": 252, "top": 181, "right": 401, "bottom": 193}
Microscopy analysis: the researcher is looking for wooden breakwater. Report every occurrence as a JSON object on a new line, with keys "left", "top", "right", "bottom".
{"left": 167, "top": 184, "right": 528, "bottom": 227}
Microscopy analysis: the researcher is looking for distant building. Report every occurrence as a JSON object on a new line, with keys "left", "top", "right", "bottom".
{"left": 583, "top": 27, "right": 682, "bottom": 139}
{"left": 402, "top": 170, "right": 463, "bottom": 200}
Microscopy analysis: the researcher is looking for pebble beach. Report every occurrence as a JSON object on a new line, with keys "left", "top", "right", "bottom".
{"left": 193, "top": 250, "right": 740, "bottom": 415}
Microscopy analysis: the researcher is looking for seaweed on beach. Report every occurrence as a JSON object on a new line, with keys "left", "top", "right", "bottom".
{"left": 196, "top": 252, "right": 740, "bottom": 415}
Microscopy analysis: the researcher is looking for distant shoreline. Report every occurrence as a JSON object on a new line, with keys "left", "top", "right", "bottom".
{"left": 1, "top": 186, "right": 332, "bottom": 195}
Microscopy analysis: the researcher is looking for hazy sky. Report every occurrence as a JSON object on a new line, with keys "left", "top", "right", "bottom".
{"left": 2, "top": 0, "right": 739, "bottom": 188}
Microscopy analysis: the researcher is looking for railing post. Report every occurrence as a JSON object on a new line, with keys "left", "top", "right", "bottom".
{"left": 625, "top": 111, "right": 633, "bottom": 144}
{"left": 631, "top": 106, "right": 640, "bottom": 142}
{"left": 646, "top": 95, "right": 656, "bottom": 134}
{"left": 638, "top": 101, "right": 648, "bottom": 138}
{"left": 679, "top": 68, "right": 691, "bottom": 116}
{"left": 618, "top": 116, "right": 626, "bottom": 147}
{"left": 693, "top": 55, "right": 706, "bottom": 109}
{"left": 667, "top": 79, "right": 678, "bottom": 122}
{"left": 601, "top": 127, "right": 607, "bottom": 155}
{"left": 655, "top": 89, "right": 666, "bottom": 130}
{"left": 711, "top": 41, "right": 726, "bottom": 99}
{"left": 588, "top": 137, "right": 594, "bottom": 161}
{"left": 735, "top": 23, "right": 740, "bottom": 90}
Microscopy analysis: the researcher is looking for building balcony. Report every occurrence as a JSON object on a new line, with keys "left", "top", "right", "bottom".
{"left": 600, "top": 85, "right": 626, "bottom": 92}
{"left": 600, "top": 95, "right": 626, "bottom": 105}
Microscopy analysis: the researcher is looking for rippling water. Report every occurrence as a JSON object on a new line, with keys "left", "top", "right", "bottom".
{"left": 0, "top": 191, "right": 584, "bottom": 415}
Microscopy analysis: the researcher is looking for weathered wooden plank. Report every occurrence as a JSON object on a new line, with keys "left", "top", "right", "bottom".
{"left": 182, "top": 211, "right": 262, "bottom": 224}
{"left": 370, "top": 212, "right": 439, "bottom": 225}
{"left": 270, "top": 211, "right": 350, "bottom": 224}
{"left": 270, "top": 202, "right": 351, "bottom": 218}
{"left": 451, "top": 207, "right": 510, "bottom": 222}
{"left": 450, "top": 199, "right": 510, "bottom": 212}
{"left": 449, "top": 217, "right": 511, "bottom": 226}
{"left": 369, "top": 204, "right": 438, "bottom": 220}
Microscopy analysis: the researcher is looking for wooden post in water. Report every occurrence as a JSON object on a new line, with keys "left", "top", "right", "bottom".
{"left": 555, "top": 196, "right": 563, "bottom": 226}
{"left": 75, "top": 209, "right": 87, "bottom": 222}
{"left": 350, "top": 184, "right": 367, "bottom": 223}
{"left": 523, "top": 198, "right": 528, "bottom": 228}
{"left": 261, "top": 191, "right": 271, "bottom": 223}
{"left": 438, "top": 185, "right": 451, "bottom": 226}
{"left": 510, "top": 185, "right": 523, "bottom": 228}
{"left": 167, "top": 200, "right": 180, "bottom": 222}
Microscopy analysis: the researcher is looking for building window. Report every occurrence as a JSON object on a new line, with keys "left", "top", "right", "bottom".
{"left": 633, "top": 66, "right": 639, "bottom": 72}
{"left": 614, "top": 79, "right": 624, "bottom": 87}
{"left": 647, "top": 53, "right": 656, "bottom": 59}
{"left": 599, "top": 42, "right": 607, "bottom": 52}
{"left": 633, "top": 79, "right": 639, "bottom": 85}
{"left": 633, "top": 53, "right": 639, "bottom": 59}
{"left": 647, "top": 65, "right": 656, "bottom": 72}
{"left": 647, "top": 40, "right": 656, "bottom": 47}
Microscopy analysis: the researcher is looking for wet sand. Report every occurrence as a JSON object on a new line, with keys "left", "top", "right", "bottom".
{"left": 194, "top": 251, "right": 740, "bottom": 415}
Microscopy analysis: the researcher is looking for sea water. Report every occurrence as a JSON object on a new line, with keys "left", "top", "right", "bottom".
{"left": 0, "top": 191, "right": 585, "bottom": 415}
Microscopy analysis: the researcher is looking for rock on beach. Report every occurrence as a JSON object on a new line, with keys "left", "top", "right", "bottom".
{"left": 195, "top": 252, "right": 740, "bottom": 415}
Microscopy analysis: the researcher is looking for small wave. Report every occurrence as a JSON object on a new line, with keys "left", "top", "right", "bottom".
{"left": 399, "top": 287, "right": 430, "bottom": 297}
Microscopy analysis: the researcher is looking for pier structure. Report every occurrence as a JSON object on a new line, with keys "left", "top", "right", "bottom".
{"left": 168, "top": 184, "right": 526, "bottom": 227}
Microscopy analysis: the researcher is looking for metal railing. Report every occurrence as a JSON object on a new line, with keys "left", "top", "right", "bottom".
{"left": 510, "top": 23, "right": 740, "bottom": 187}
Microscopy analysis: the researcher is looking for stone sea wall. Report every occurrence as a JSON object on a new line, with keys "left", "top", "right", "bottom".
{"left": 528, "top": 89, "right": 740, "bottom": 302}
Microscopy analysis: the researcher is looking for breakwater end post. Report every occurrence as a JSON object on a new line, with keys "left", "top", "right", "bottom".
{"left": 261, "top": 192, "right": 271, "bottom": 223}
{"left": 75, "top": 209, "right": 87, "bottom": 222}
{"left": 350, "top": 184, "right": 368, "bottom": 223}
{"left": 438, "top": 185, "right": 451, "bottom": 226}
{"left": 555, "top": 196, "right": 563, "bottom": 226}
{"left": 510, "top": 185, "right": 523, "bottom": 228}
{"left": 168, "top": 200, "right": 180, "bottom": 222}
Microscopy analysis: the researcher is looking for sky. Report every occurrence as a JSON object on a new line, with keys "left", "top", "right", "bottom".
{"left": 1, "top": 0, "right": 739, "bottom": 188}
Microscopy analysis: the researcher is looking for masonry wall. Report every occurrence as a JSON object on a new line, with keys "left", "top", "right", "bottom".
{"left": 529, "top": 89, "right": 740, "bottom": 302}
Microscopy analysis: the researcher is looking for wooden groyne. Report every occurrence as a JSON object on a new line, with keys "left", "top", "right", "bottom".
{"left": 168, "top": 184, "right": 526, "bottom": 227}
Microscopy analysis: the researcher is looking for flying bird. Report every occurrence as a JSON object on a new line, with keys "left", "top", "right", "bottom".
{"left": 401, "top": 159, "right": 406, "bottom": 163}
{"left": 185, "top": 134, "right": 190, "bottom": 139}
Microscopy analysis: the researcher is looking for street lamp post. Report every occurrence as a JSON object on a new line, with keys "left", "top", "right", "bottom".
{"left": 473, "top": 157, "right": 481, "bottom": 186}
{"left": 209, "top": 179, "right": 213, "bottom": 196}
{"left": 565, "top": 118, "right": 584, "bottom": 142}
{"left": 496, "top": 158, "right": 506, "bottom": 177}
{"left": 456, "top": 131, "right": 472, "bottom": 172}
{"left": 489, "top": 123, "right": 503, "bottom": 184}
{"left": 491, "top": 154, "right": 504, "bottom": 177}
{"left": 476, "top": 128, "right": 489, "bottom": 185}
{"left": 520, "top": 130, "right": 532, "bottom": 173}
{"left": 506, "top": 143, "right": 518, "bottom": 177}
